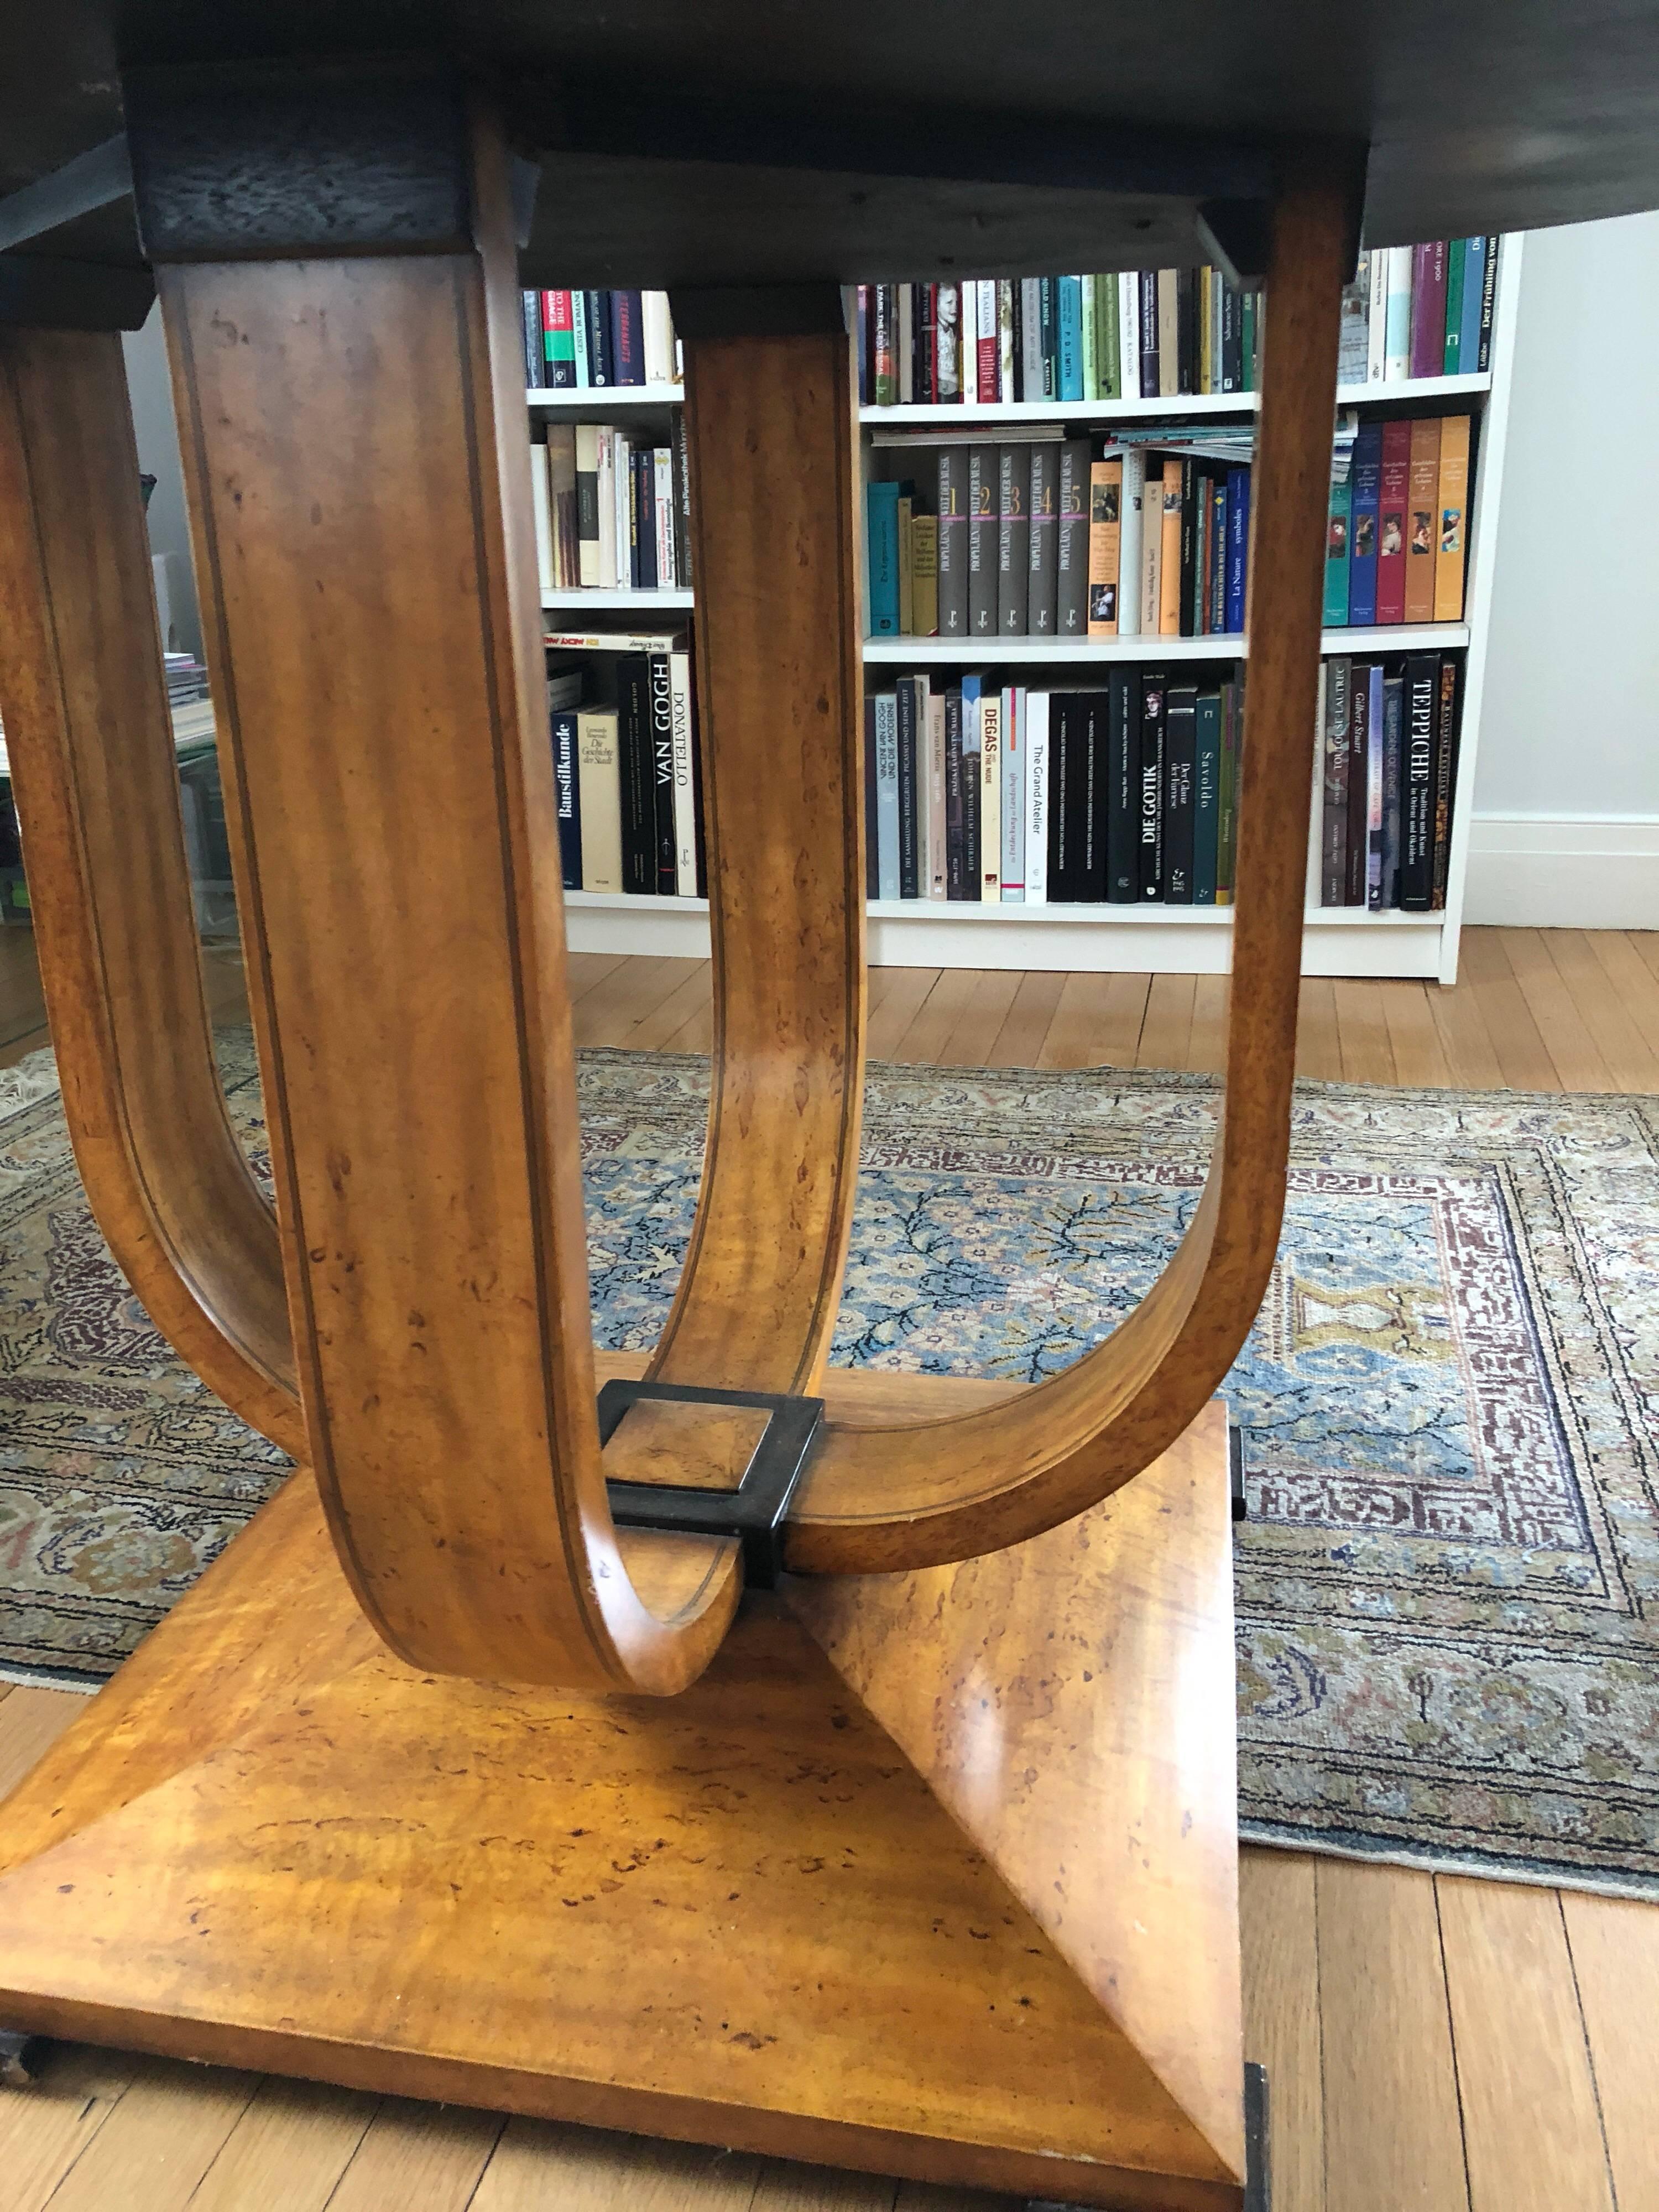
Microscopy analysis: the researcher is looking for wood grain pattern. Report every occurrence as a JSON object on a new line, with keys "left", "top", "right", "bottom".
{"left": 0, "top": 1430, "right": 1244, "bottom": 2211}
{"left": 1561, "top": 1891, "right": 1659, "bottom": 2212}
{"left": 0, "top": 330, "right": 299, "bottom": 1456}
{"left": 160, "top": 106, "right": 736, "bottom": 1692}
{"left": 1237, "top": 1852, "right": 1323, "bottom": 2212}
{"left": 781, "top": 158, "right": 1348, "bottom": 1573}
{"left": 647, "top": 318, "right": 864, "bottom": 1400}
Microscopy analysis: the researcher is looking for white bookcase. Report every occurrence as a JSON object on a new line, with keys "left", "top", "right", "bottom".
{"left": 536, "top": 241, "right": 1521, "bottom": 984}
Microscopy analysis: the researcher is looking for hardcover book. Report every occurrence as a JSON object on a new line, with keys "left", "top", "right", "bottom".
{"left": 1027, "top": 444, "right": 1058, "bottom": 637}
{"left": 1324, "top": 474, "right": 1352, "bottom": 626}
{"left": 1056, "top": 440, "right": 1090, "bottom": 637}
{"left": 1137, "top": 672, "right": 1167, "bottom": 900}
{"left": 967, "top": 445, "right": 998, "bottom": 638}
{"left": 575, "top": 709, "right": 623, "bottom": 894}
{"left": 1376, "top": 420, "right": 1412, "bottom": 623}
{"left": 1399, "top": 653, "right": 1439, "bottom": 909}
{"left": 1087, "top": 455, "right": 1122, "bottom": 637}
{"left": 1193, "top": 688, "right": 1222, "bottom": 904}
{"left": 866, "top": 482, "right": 901, "bottom": 637}
{"left": 1404, "top": 417, "right": 1443, "bottom": 623}
{"left": 1105, "top": 668, "right": 1138, "bottom": 902}
{"left": 1163, "top": 685, "right": 1197, "bottom": 902}
{"left": 1347, "top": 423, "right": 1383, "bottom": 626}
{"left": 936, "top": 447, "right": 970, "bottom": 638}
{"left": 1433, "top": 414, "right": 1471, "bottom": 622}
{"left": 1321, "top": 655, "right": 1352, "bottom": 907}
{"left": 551, "top": 708, "right": 582, "bottom": 889}
{"left": 1409, "top": 241, "right": 1448, "bottom": 380}
{"left": 997, "top": 445, "right": 1032, "bottom": 635}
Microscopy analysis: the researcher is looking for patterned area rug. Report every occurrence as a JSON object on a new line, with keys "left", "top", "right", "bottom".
{"left": 1, "top": 1034, "right": 1656, "bottom": 1898}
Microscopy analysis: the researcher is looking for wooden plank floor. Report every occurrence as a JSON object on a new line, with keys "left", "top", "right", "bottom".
{"left": 3, "top": 926, "right": 1657, "bottom": 2211}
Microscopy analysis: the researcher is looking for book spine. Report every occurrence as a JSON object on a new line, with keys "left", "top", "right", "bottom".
{"left": 898, "top": 284, "right": 914, "bottom": 406}
{"left": 967, "top": 445, "right": 998, "bottom": 638}
{"left": 1364, "top": 662, "right": 1385, "bottom": 908}
{"left": 1344, "top": 662, "right": 1370, "bottom": 904}
{"left": 1140, "top": 463, "right": 1163, "bottom": 635}
{"left": 856, "top": 285, "right": 869, "bottom": 405}
{"left": 530, "top": 441, "right": 554, "bottom": 597}
{"left": 1079, "top": 276, "right": 1098, "bottom": 400}
{"left": 551, "top": 707, "right": 582, "bottom": 887}
{"left": 1157, "top": 470, "right": 1182, "bottom": 637}
{"left": 998, "top": 279, "right": 1015, "bottom": 402}
{"left": 873, "top": 284, "right": 895, "bottom": 405}
{"left": 1384, "top": 246, "right": 1413, "bottom": 381}
{"left": 1224, "top": 466, "right": 1250, "bottom": 635}
{"left": 1198, "top": 266, "right": 1214, "bottom": 394}
{"left": 1020, "top": 278, "right": 1044, "bottom": 403}
{"left": 1164, "top": 685, "right": 1197, "bottom": 901}
{"left": 1432, "top": 655, "right": 1461, "bottom": 907}
{"left": 997, "top": 445, "right": 1031, "bottom": 635}
{"left": 1137, "top": 672, "right": 1166, "bottom": 900}
{"left": 546, "top": 424, "right": 579, "bottom": 589}
{"left": 673, "top": 413, "right": 692, "bottom": 589}
{"left": 542, "top": 290, "right": 576, "bottom": 388}
{"left": 936, "top": 447, "right": 969, "bottom": 638}
{"left": 874, "top": 692, "right": 900, "bottom": 900}
{"left": 1087, "top": 454, "right": 1123, "bottom": 638}
{"left": 1241, "top": 290, "right": 1256, "bottom": 392}
{"left": 649, "top": 653, "right": 676, "bottom": 891}
{"left": 1399, "top": 653, "right": 1439, "bottom": 909}
{"left": 945, "top": 687, "right": 966, "bottom": 897}
{"left": 1105, "top": 668, "right": 1136, "bottom": 901}
{"left": 897, "top": 492, "right": 914, "bottom": 637}
{"left": 1056, "top": 439, "right": 1089, "bottom": 638}
{"left": 1098, "top": 274, "right": 1121, "bottom": 399}
{"left": 1058, "top": 278, "right": 1083, "bottom": 401}
{"left": 1156, "top": 268, "right": 1179, "bottom": 399}
{"left": 895, "top": 678, "right": 919, "bottom": 898}
{"left": 1461, "top": 237, "right": 1488, "bottom": 368}
{"left": 1178, "top": 458, "right": 1198, "bottom": 638}
{"left": 1208, "top": 474, "right": 1228, "bottom": 635}
{"left": 1477, "top": 237, "right": 1499, "bottom": 370}
{"left": 1027, "top": 444, "right": 1058, "bottom": 636}
{"left": 634, "top": 443, "right": 658, "bottom": 589}
{"left": 1323, "top": 473, "right": 1352, "bottom": 626}
{"left": 669, "top": 650, "right": 697, "bottom": 895}
{"left": 1380, "top": 672, "right": 1404, "bottom": 907}
{"left": 1174, "top": 267, "right": 1195, "bottom": 394}
{"left": 1117, "top": 447, "right": 1145, "bottom": 638}
{"left": 1024, "top": 692, "right": 1050, "bottom": 904}
{"left": 1433, "top": 414, "right": 1471, "bottom": 622}
{"left": 1376, "top": 420, "right": 1411, "bottom": 623}
{"left": 612, "top": 290, "right": 645, "bottom": 385}
{"left": 1193, "top": 687, "right": 1220, "bottom": 904}
{"left": 1307, "top": 659, "right": 1327, "bottom": 910}
{"left": 961, "top": 681, "right": 982, "bottom": 898}
{"left": 576, "top": 710, "right": 624, "bottom": 893}
{"left": 979, "top": 691, "right": 1002, "bottom": 901}
{"left": 611, "top": 431, "right": 632, "bottom": 587}
{"left": 925, "top": 687, "right": 948, "bottom": 898}
{"left": 617, "top": 657, "right": 654, "bottom": 893}
{"left": 570, "top": 291, "right": 591, "bottom": 387}
{"left": 1215, "top": 675, "right": 1239, "bottom": 902}
{"left": 1404, "top": 416, "right": 1442, "bottom": 623}
{"left": 1139, "top": 272, "right": 1160, "bottom": 398}
{"left": 866, "top": 482, "right": 900, "bottom": 636}
{"left": 1038, "top": 278, "right": 1058, "bottom": 398}
{"left": 641, "top": 290, "right": 676, "bottom": 385}
{"left": 574, "top": 424, "right": 601, "bottom": 588}
{"left": 1366, "top": 252, "right": 1388, "bottom": 383}
{"left": 977, "top": 280, "right": 999, "bottom": 403}
{"left": 1409, "top": 242, "right": 1447, "bottom": 379}
{"left": 864, "top": 696, "right": 879, "bottom": 900}
{"left": 1321, "top": 655, "right": 1351, "bottom": 906}
{"left": 1000, "top": 687, "right": 1025, "bottom": 900}
{"left": 1338, "top": 252, "right": 1370, "bottom": 387}
{"left": 1048, "top": 695, "right": 1074, "bottom": 901}
{"left": 1119, "top": 272, "right": 1140, "bottom": 401}
{"left": 1220, "top": 279, "right": 1242, "bottom": 393}
{"left": 586, "top": 291, "right": 613, "bottom": 385}
{"left": 521, "top": 290, "right": 545, "bottom": 388}
{"left": 1442, "top": 238, "right": 1467, "bottom": 373}
{"left": 911, "top": 512, "right": 940, "bottom": 637}
{"left": 1347, "top": 423, "right": 1383, "bottom": 626}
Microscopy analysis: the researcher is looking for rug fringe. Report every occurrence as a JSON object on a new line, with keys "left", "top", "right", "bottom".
{"left": 0, "top": 1661, "right": 101, "bottom": 1695}
{"left": 1241, "top": 1820, "right": 1659, "bottom": 1904}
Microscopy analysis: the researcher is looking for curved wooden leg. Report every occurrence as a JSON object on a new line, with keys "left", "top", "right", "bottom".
{"left": 144, "top": 81, "right": 737, "bottom": 1691}
{"left": 0, "top": 328, "right": 301, "bottom": 1457}
{"left": 646, "top": 299, "right": 865, "bottom": 1399}
{"left": 784, "top": 154, "right": 1350, "bottom": 1572}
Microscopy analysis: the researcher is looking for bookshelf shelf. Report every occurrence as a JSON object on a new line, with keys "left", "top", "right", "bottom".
{"left": 863, "top": 624, "right": 1469, "bottom": 665}
{"left": 527, "top": 384, "right": 683, "bottom": 410}
{"left": 541, "top": 588, "right": 693, "bottom": 611}
{"left": 858, "top": 372, "right": 1491, "bottom": 430}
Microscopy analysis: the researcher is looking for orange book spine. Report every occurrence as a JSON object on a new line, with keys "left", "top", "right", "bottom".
{"left": 1432, "top": 414, "right": 1470, "bottom": 623}
{"left": 1140, "top": 464, "right": 1164, "bottom": 633}
{"left": 1404, "top": 416, "right": 1442, "bottom": 624}
{"left": 1158, "top": 471, "right": 1183, "bottom": 636}
{"left": 1087, "top": 457, "right": 1123, "bottom": 635}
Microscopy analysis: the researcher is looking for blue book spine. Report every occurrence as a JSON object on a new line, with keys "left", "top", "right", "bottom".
{"left": 1323, "top": 477, "right": 1352, "bottom": 627}
{"left": 866, "top": 482, "right": 901, "bottom": 636}
{"left": 1460, "top": 236, "right": 1488, "bottom": 367}
{"left": 1057, "top": 279, "right": 1084, "bottom": 403}
{"left": 1347, "top": 423, "right": 1383, "bottom": 627}
{"left": 1000, "top": 686, "right": 1025, "bottom": 900}
{"left": 1224, "top": 467, "right": 1251, "bottom": 634}
{"left": 551, "top": 710, "right": 581, "bottom": 888}
{"left": 874, "top": 692, "right": 901, "bottom": 900}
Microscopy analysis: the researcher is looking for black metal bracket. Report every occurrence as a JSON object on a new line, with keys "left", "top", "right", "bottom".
{"left": 599, "top": 1379, "right": 823, "bottom": 1590}
{"left": 0, "top": 2029, "right": 40, "bottom": 2087}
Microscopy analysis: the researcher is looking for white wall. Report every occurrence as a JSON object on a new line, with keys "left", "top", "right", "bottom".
{"left": 1469, "top": 212, "right": 1659, "bottom": 925}
{"left": 121, "top": 305, "right": 202, "bottom": 661}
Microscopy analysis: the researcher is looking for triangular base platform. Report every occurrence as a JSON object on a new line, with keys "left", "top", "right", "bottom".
{"left": 0, "top": 1404, "right": 1242, "bottom": 2211}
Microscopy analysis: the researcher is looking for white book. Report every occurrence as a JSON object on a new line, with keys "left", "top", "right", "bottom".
{"left": 576, "top": 709, "right": 624, "bottom": 893}
{"left": 999, "top": 684, "right": 1025, "bottom": 902}
{"left": 998, "top": 280, "right": 1015, "bottom": 403}
{"left": 874, "top": 692, "right": 901, "bottom": 900}
{"left": 596, "top": 429, "right": 617, "bottom": 586}
{"left": 926, "top": 687, "right": 948, "bottom": 899}
{"left": 1140, "top": 464, "right": 1163, "bottom": 636}
{"left": 612, "top": 432, "right": 633, "bottom": 586}
{"left": 1024, "top": 690, "right": 1050, "bottom": 905}
{"left": 1384, "top": 246, "right": 1413, "bottom": 381}
{"left": 1306, "top": 661, "right": 1327, "bottom": 910}
{"left": 1116, "top": 445, "right": 1145, "bottom": 639}
{"left": 978, "top": 688, "right": 1001, "bottom": 901}
{"left": 1367, "top": 253, "right": 1389, "bottom": 384}
{"left": 1119, "top": 272, "right": 1140, "bottom": 401}
{"left": 529, "top": 443, "right": 555, "bottom": 598}
{"left": 975, "top": 280, "right": 998, "bottom": 402}
{"left": 911, "top": 674, "right": 932, "bottom": 894}
{"left": 570, "top": 291, "right": 591, "bottom": 388}
{"left": 653, "top": 447, "right": 675, "bottom": 586}
{"left": 641, "top": 292, "right": 675, "bottom": 385}
{"left": 669, "top": 650, "right": 698, "bottom": 895}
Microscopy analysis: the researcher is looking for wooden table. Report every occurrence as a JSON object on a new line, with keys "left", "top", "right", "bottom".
{"left": 0, "top": 9, "right": 1655, "bottom": 2206}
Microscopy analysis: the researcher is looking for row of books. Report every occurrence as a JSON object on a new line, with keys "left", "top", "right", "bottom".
{"left": 857, "top": 272, "right": 1263, "bottom": 408}
{"left": 546, "top": 632, "right": 705, "bottom": 897}
{"left": 1339, "top": 240, "right": 1501, "bottom": 387}
{"left": 867, "top": 414, "right": 1471, "bottom": 640}
{"left": 532, "top": 420, "right": 692, "bottom": 595}
{"left": 520, "top": 289, "right": 681, "bottom": 390}
{"left": 864, "top": 669, "right": 1246, "bottom": 905}
{"left": 1314, "top": 655, "right": 1461, "bottom": 910}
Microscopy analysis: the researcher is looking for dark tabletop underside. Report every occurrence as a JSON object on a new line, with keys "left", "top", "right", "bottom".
{"left": 6, "top": 0, "right": 1659, "bottom": 284}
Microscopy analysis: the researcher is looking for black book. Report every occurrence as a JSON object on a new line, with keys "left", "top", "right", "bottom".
{"left": 1346, "top": 665, "right": 1374, "bottom": 907}
{"left": 1399, "top": 654, "right": 1439, "bottom": 910}
{"left": 610, "top": 289, "right": 646, "bottom": 385}
{"left": 1137, "top": 672, "right": 1167, "bottom": 900}
{"left": 997, "top": 444, "right": 1031, "bottom": 635}
{"left": 1176, "top": 268, "right": 1197, "bottom": 394}
{"left": 1164, "top": 685, "right": 1198, "bottom": 902}
{"left": 1104, "top": 668, "right": 1138, "bottom": 902}
{"left": 634, "top": 447, "right": 658, "bottom": 589}
{"left": 918, "top": 284, "right": 937, "bottom": 405}
{"left": 585, "top": 290, "right": 614, "bottom": 386}
{"left": 672, "top": 413, "right": 692, "bottom": 590}
{"left": 1177, "top": 459, "right": 1198, "bottom": 638}
{"left": 936, "top": 447, "right": 970, "bottom": 639}
{"left": 649, "top": 652, "right": 676, "bottom": 893}
{"left": 617, "top": 655, "right": 655, "bottom": 893}
{"left": 1027, "top": 442, "right": 1058, "bottom": 637}
{"left": 1220, "top": 282, "right": 1243, "bottom": 393}
{"left": 1138, "top": 272, "right": 1159, "bottom": 399}
{"left": 1321, "top": 656, "right": 1352, "bottom": 907}
{"left": 864, "top": 695, "right": 880, "bottom": 902}
{"left": 1047, "top": 695, "right": 1076, "bottom": 900}
{"left": 1078, "top": 689, "right": 1108, "bottom": 902}
{"left": 521, "top": 290, "right": 545, "bottom": 388}
{"left": 1039, "top": 278, "right": 1058, "bottom": 399}
{"left": 945, "top": 687, "right": 968, "bottom": 897}
{"left": 1431, "top": 656, "right": 1462, "bottom": 909}
{"left": 1010, "top": 283, "right": 1025, "bottom": 402}
{"left": 552, "top": 709, "right": 581, "bottom": 888}
{"left": 895, "top": 676, "right": 920, "bottom": 899}
{"left": 1056, "top": 438, "right": 1090, "bottom": 638}
{"left": 967, "top": 445, "right": 998, "bottom": 638}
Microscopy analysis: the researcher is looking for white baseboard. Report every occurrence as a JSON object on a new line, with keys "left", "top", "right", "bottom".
{"left": 1464, "top": 817, "right": 1659, "bottom": 929}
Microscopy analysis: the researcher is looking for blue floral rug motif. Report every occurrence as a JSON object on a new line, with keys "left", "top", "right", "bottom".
{"left": 1, "top": 1036, "right": 1656, "bottom": 1898}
